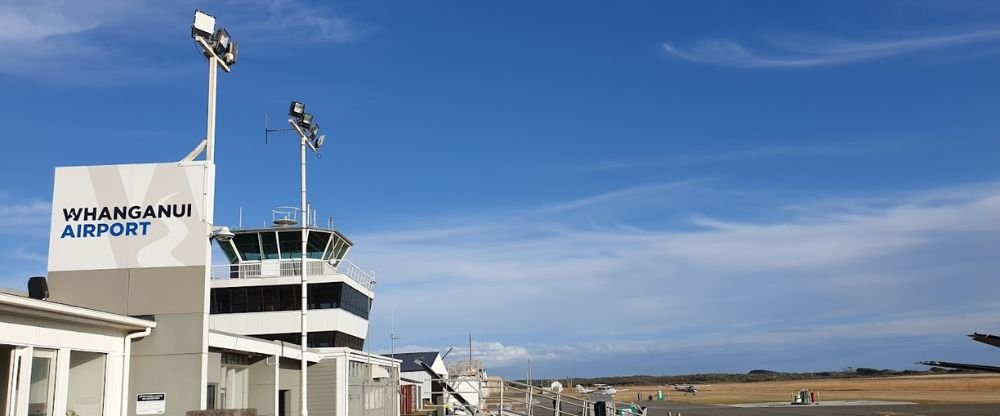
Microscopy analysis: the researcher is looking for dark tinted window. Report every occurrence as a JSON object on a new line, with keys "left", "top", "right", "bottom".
{"left": 211, "top": 282, "right": 368, "bottom": 317}
{"left": 308, "top": 283, "right": 340, "bottom": 309}
{"left": 261, "top": 232, "right": 280, "bottom": 260}
{"left": 307, "top": 232, "right": 330, "bottom": 259}
{"left": 341, "top": 285, "right": 371, "bottom": 319}
{"left": 231, "top": 288, "right": 247, "bottom": 313}
{"left": 245, "top": 287, "right": 262, "bottom": 313}
{"left": 232, "top": 233, "right": 261, "bottom": 261}
{"left": 278, "top": 231, "right": 302, "bottom": 259}
{"left": 254, "top": 331, "right": 365, "bottom": 350}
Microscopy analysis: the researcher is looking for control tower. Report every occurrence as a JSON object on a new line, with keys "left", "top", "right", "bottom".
{"left": 209, "top": 206, "right": 375, "bottom": 350}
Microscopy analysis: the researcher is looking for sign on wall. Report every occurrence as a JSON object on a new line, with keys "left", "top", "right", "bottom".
{"left": 48, "top": 162, "right": 214, "bottom": 271}
{"left": 136, "top": 393, "right": 166, "bottom": 415}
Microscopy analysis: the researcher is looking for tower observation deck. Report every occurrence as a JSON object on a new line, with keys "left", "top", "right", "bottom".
{"left": 209, "top": 207, "right": 375, "bottom": 350}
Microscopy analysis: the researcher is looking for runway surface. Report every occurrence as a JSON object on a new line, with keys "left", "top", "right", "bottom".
{"left": 640, "top": 400, "right": 1000, "bottom": 416}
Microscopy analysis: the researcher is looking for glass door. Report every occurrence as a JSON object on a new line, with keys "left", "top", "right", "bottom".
{"left": 27, "top": 349, "right": 56, "bottom": 416}
{"left": 2, "top": 345, "right": 19, "bottom": 416}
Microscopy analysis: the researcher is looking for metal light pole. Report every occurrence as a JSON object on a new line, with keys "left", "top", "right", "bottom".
{"left": 192, "top": 10, "right": 235, "bottom": 164}
{"left": 192, "top": 10, "right": 236, "bottom": 411}
{"left": 205, "top": 54, "right": 218, "bottom": 162}
{"left": 288, "top": 109, "right": 324, "bottom": 416}
{"left": 299, "top": 129, "right": 309, "bottom": 416}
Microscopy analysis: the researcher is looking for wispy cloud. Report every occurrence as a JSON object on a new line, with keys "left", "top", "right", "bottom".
{"left": 0, "top": 200, "right": 51, "bottom": 232}
{"left": 228, "top": 0, "right": 364, "bottom": 45}
{"left": 584, "top": 140, "right": 896, "bottom": 171}
{"left": 662, "top": 29, "right": 1000, "bottom": 68}
{"left": 0, "top": 0, "right": 364, "bottom": 80}
{"left": 355, "top": 181, "right": 1000, "bottom": 376}
{"left": 539, "top": 181, "right": 701, "bottom": 214}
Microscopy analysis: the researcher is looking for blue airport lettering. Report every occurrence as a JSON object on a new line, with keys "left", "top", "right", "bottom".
{"left": 60, "top": 221, "right": 152, "bottom": 239}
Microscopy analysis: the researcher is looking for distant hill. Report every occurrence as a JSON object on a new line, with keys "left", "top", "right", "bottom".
{"left": 521, "top": 368, "right": 981, "bottom": 386}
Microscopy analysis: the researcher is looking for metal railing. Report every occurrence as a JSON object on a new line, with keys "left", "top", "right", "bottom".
{"left": 211, "top": 258, "right": 376, "bottom": 290}
{"left": 423, "top": 377, "right": 646, "bottom": 416}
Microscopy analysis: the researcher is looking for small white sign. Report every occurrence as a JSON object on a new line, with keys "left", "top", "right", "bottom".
{"left": 136, "top": 393, "right": 166, "bottom": 415}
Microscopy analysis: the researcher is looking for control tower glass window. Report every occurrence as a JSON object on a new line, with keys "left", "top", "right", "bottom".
{"left": 233, "top": 233, "right": 261, "bottom": 261}
{"left": 261, "top": 231, "right": 280, "bottom": 260}
{"left": 307, "top": 232, "right": 330, "bottom": 259}
{"left": 219, "top": 240, "right": 241, "bottom": 263}
{"left": 278, "top": 231, "right": 302, "bottom": 259}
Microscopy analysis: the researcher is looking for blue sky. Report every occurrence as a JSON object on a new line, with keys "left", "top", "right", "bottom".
{"left": 1, "top": 0, "right": 999, "bottom": 378}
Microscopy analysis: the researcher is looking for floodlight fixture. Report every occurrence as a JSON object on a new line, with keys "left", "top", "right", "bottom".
{"left": 223, "top": 41, "right": 238, "bottom": 66}
{"left": 213, "top": 28, "right": 231, "bottom": 56}
{"left": 289, "top": 101, "right": 306, "bottom": 119}
{"left": 314, "top": 134, "right": 326, "bottom": 150}
{"left": 300, "top": 113, "right": 314, "bottom": 128}
{"left": 309, "top": 123, "right": 319, "bottom": 138}
{"left": 192, "top": 10, "right": 216, "bottom": 39}
{"left": 191, "top": 9, "right": 237, "bottom": 164}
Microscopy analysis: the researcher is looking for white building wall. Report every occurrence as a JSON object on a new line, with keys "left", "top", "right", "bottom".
{"left": 402, "top": 356, "right": 449, "bottom": 401}
{"left": 0, "top": 309, "right": 147, "bottom": 416}
{"left": 209, "top": 308, "right": 369, "bottom": 339}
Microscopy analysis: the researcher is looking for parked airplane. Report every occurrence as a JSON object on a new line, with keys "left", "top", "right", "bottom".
{"left": 670, "top": 384, "right": 708, "bottom": 395}
{"left": 575, "top": 384, "right": 627, "bottom": 395}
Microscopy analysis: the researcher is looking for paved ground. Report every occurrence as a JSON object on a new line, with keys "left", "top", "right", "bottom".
{"left": 640, "top": 401, "right": 1000, "bottom": 416}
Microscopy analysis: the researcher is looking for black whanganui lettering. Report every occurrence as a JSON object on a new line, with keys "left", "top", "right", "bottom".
{"left": 62, "top": 204, "right": 195, "bottom": 223}
{"left": 63, "top": 208, "right": 82, "bottom": 222}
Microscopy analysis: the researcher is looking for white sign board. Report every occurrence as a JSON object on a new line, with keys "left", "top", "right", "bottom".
{"left": 48, "top": 162, "right": 214, "bottom": 272}
{"left": 136, "top": 393, "right": 166, "bottom": 415}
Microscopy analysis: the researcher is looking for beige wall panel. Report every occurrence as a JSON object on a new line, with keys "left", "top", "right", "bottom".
{"left": 279, "top": 361, "right": 303, "bottom": 416}
{"left": 308, "top": 360, "right": 338, "bottom": 416}
{"left": 248, "top": 358, "right": 277, "bottom": 416}
{"left": 48, "top": 269, "right": 130, "bottom": 315}
{"left": 130, "top": 313, "right": 205, "bottom": 357}
{"left": 127, "top": 266, "right": 207, "bottom": 315}
{"left": 129, "top": 353, "right": 205, "bottom": 416}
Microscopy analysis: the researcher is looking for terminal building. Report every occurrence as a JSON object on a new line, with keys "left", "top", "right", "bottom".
{"left": 0, "top": 153, "right": 399, "bottom": 416}
{"left": 0, "top": 10, "right": 402, "bottom": 416}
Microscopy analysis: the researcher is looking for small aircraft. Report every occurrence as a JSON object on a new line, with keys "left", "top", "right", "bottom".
{"left": 670, "top": 384, "right": 708, "bottom": 395}
{"left": 575, "top": 384, "right": 628, "bottom": 395}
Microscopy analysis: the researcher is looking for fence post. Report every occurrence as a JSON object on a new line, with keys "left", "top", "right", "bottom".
{"left": 555, "top": 392, "right": 561, "bottom": 416}
{"left": 527, "top": 384, "right": 533, "bottom": 416}
{"left": 499, "top": 380, "right": 505, "bottom": 416}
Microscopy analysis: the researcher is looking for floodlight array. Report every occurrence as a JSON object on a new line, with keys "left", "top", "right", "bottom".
{"left": 288, "top": 101, "right": 326, "bottom": 152}
{"left": 192, "top": 10, "right": 238, "bottom": 67}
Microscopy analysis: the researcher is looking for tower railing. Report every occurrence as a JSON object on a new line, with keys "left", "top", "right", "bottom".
{"left": 211, "top": 258, "right": 375, "bottom": 290}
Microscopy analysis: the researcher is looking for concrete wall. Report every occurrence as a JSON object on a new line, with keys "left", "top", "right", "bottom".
{"left": 278, "top": 360, "right": 303, "bottom": 416}
{"left": 210, "top": 309, "right": 368, "bottom": 340}
{"left": 248, "top": 356, "right": 277, "bottom": 416}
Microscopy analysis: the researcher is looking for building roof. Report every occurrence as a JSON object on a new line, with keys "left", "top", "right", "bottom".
{"left": 0, "top": 292, "right": 156, "bottom": 331}
{"left": 386, "top": 351, "right": 440, "bottom": 372}
{"left": 970, "top": 332, "right": 1000, "bottom": 349}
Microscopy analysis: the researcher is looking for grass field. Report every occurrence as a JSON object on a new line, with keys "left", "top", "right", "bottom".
{"left": 610, "top": 374, "right": 1000, "bottom": 405}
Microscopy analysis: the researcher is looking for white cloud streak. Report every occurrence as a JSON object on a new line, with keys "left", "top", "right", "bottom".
{"left": 356, "top": 181, "right": 1000, "bottom": 375}
{"left": 0, "top": 201, "right": 51, "bottom": 231}
{"left": 0, "top": 0, "right": 362, "bottom": 79}
{"left": 662, "top": 29, "right": 1000, "bottom": 68}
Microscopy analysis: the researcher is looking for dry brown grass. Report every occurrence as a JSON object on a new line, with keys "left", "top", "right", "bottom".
{"left": 612, "top": 374, "right": 1000, "bottom": 405}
